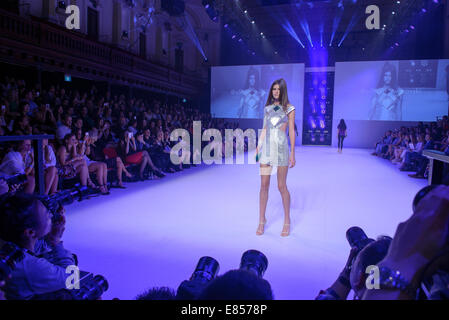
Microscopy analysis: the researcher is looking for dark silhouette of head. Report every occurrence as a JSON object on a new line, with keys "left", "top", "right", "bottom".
{"left": 338, "top": 119, "right": 347, "bottom": 130}
{"left": 198, "top": 269, "right": 273, "bottom": 300}
{"left": 135, "top": 287, "right": 176, "bottom": 300}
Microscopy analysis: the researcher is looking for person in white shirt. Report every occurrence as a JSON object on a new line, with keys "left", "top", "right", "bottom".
{"left": 0, "top": 140, "right": 35, "bottom": 194}
{"left": 56, "top": 115, "right": 72, "bottom": 141}
{"left": 43, "top": 138, "right": 58, "bottom": 195}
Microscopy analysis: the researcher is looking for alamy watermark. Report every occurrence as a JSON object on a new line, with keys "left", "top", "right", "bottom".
{"left": 65, "top": 265, "right": 80, "bottom": 290}
{"left": 65, "top": 4, "right": 381, "bottom": 32}
{"left": 64, "top": 5, "right": 80, "bottom": 30}
{"left": 365, "top": 5, "right": 380, "bottom": 30}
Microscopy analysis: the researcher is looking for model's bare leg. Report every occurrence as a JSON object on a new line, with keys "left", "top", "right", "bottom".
{"left": 277, "top": 165, "right": 291, "bottom": 236}
{"left": 257, "top": 164, "right": 272, "bottom": 235}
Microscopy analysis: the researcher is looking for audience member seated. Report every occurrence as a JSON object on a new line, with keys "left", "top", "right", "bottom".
{"left": 0, "top": 140, "right": 35, "bottom": 193}
{"left": 57, "top": 134, "right": 95, "bottom": 188}
{"left": 77, "top": 133, "right": 110, "bottom": 195}
{"left": 85, "top": 129, "right": 132, "bottom": 188}
{"left": 118, "top": 131, "right": 165, "bottom": 180}
{"left": 42, "top": 138, "right": 58, "bottom": 195}
{"left": 56, "top": 115, "right": 72, "bottom": 141}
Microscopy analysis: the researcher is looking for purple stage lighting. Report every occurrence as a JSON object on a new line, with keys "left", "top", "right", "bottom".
{"left": 410, "top": 25, "right": 415, "bottom": 30}
{"left": 422, "top": 8, "right": 427, "bottom": 12}
{"left": 395, "top": 42, "right": 399, "bottom": 47}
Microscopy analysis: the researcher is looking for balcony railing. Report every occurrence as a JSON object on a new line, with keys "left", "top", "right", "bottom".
{"left": 0, "top": 9, "right": 205, "bottom": 92}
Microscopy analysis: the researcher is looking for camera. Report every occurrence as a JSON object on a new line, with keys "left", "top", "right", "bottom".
{"left": 176, "top": 250, "right": 269, "bottom": 299}
{"left": 239, "top": 250, "right": 268, "bottom": 278}
{"left": 69, "top": 272, "right": 109, "bottom": 300}
{"left": 346, "top": 226, "right": 375, "bottom": 252}
{"left": 39, "top": 186, "right": 90, "bottom": 222}
{"left": 0, "top": 240, "right": 25, "bottom": 283}
{"left": 176, "top": 256, "right": 219, "bottom": 300}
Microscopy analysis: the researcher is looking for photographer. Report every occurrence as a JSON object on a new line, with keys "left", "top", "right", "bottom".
{"left": 363, "top": 185, "right": 449, "bottom": 300}
{"left": 0, "top": 193, "right": 76, "bottom": 300}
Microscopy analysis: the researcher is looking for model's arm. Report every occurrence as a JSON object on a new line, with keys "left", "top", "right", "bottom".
{"left": 288, "top": 109, "right": 296, "bottom": 162}
{"left": 256, "top": 108, "right": 267, "bottom": 154}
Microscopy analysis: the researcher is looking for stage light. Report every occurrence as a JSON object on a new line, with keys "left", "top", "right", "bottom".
{"left": 422, "top": 8, "right": 427, "bottom": 12}
{"left": 202, "top": 0, "right": 219, "bottom": 22}
{"left": 392, "top": 11, "right": 396, "bottom": 15}
{"left": 251, "top": 20, "right": 255, "bottom": 24}
{"left": 224, "top": 23, "right": 228, "bottom": 28}
{"left": 260, "top": 32, "right": 263, "bottom": 35}
{"left": 57, "top": 0, "right": 67, "bottom": 9}
{"left": 395, "top": 42, "right": 399, "bottom": 46}
{"left": 410, "top": 25, "right": 415, "bottom": 29}
{"left": 244, "top": 10, "right": 247, "bottom": 14}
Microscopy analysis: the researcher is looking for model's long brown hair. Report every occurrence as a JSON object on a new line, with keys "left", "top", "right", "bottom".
{"left": 265, "top": 78, "right": 290, "bottom": 113}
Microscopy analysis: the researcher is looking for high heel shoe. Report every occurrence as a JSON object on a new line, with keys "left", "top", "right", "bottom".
{"left": 256, "top": 220, "right": 266, "bottom": 236}
{"left": 281, "top": 223, "right": 290, "bottom": 237}
{"left": 153, "top": 169, "right": 166, "bottom": 178}
{"left": 99, "top": 185, "right": 110, "bottom": 195}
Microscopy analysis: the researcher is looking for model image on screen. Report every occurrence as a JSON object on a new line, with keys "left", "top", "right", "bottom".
{"left": 254, "top": 78, "right": 296, "bottom": 237}
{"left": 231, "top": 67, "right": 266, "bottom": 119}
{"left": 369, "top": 63, "right": 404, "bottom": 121}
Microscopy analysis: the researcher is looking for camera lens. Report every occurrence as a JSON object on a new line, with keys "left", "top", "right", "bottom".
{"left": 412, "top": 185, "right": 438, "bottom": 213}
{"left": 239, "top": 250, "right": 268, "bottom": 278}
{"left": 346, "top": 227, "right": 374, "bottom": 251}
{"left": 191, "top": 256, "right": 220, "bottom": 283}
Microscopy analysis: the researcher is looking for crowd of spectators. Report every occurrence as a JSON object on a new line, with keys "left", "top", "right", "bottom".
{"left": 0, "top": 76, "right": 245, "bottom": 195}
{"left": 371, "top": 117, "right": 449, "bottom": 179}
{"left": 1, "top": 75, "right": 449, "bottom": 301}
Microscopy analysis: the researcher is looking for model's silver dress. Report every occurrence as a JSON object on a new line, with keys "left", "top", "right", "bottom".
{"left": 259, "top": 104, "right": 295, "bottom": 167}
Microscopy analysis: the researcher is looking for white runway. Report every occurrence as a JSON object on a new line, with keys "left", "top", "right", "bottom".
{"left": 63, "top": 147, "right": 427, "bottom": 300}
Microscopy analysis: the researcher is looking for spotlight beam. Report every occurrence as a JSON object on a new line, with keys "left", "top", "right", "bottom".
{"left": 282, "top": 20, "right": 305, "bottom": 48}
{"left": 330, "top": 5, "right": 344, "bottom": 46}
{"left": 180, "top": 14, "right": 207, "bottom": 60}
{"left": 337, "top": 12, "right": 362, "bottom": 47}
